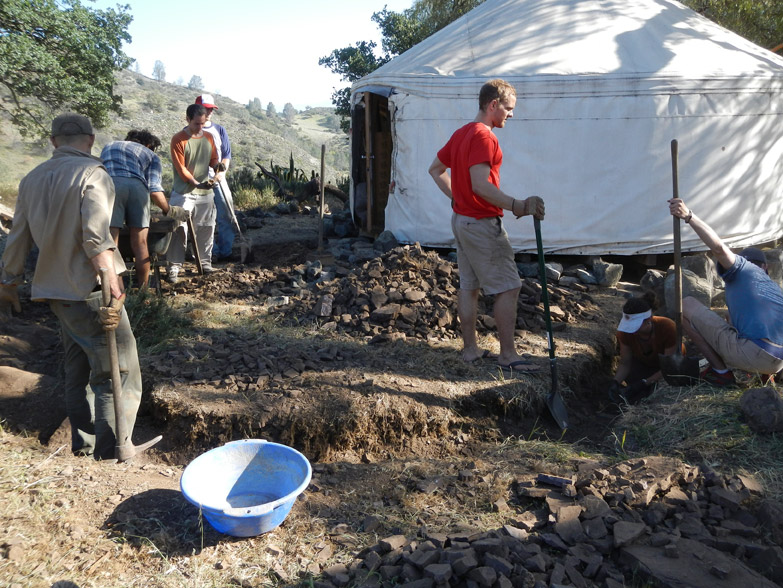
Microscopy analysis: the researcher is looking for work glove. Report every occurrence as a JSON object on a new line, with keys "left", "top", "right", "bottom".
{"left": 166, "top": 205, "right": 190, "bottom": 222}
{"left": 607, "top": 380, "right": 623, "bottom": 404}
{"left": 0, "top": 284, "right": 21, "bottom": 315}
{"left": 624, "top": 379, "right": 654, "bottom": 404}
{"left": 513, "top": 196, "right": 545, "bottom": 220}
{"left": 98, "top": 293, "right": 125, "bottom": 331}
{"left": 213, "top": 162, "right": 227, "bottom": 184}
{"left": 525, "top": 196, "right": 545, "bottom": 220}
{"left": 195, "top": 178, "right": 216, "bottom": 190}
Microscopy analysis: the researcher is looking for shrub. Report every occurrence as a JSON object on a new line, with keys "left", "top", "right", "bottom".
{"left": 124, "top": 288, "right": 191, "bottom": 352}
{"left": 336, "top": 175, "right": 350, "bottom": 194}
{"left": 145, "top": 91, "right": 166, "bottom": 113}
{"left": 232, "top": 186, "right": 280, "bottom": 211}
{"left": 0, "top": 183, "right": 17, "bottom": 209}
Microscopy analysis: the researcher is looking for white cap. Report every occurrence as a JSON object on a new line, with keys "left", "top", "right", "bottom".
{"left": 195, "top": 94, "right": 218, "bottom": 109}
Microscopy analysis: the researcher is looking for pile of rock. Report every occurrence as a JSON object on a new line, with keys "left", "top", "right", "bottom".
{"left": 317, "top": 456, "right": 781, "bottom": 588}
{"left": 243, "top": 242, "right": 609, "bottom": 342}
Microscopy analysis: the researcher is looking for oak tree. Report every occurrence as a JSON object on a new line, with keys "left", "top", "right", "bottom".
{"left": 0, "top": 0, "right": 132, "bottom": 137}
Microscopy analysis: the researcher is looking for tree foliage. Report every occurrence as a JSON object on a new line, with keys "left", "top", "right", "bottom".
{"left": 187, "top": 75, "right": 203, "bottom": 91}
{"left": 282, "top": 102, "right": 297, "bottom": 123}
{"left": 683, "top": 0, "right": 783, "bottom": 50}
{"left": 247, "top": 97, "right": 264, "bottom": 119}
{"left": 318, "top": 40, "right": 391, "bottom": 125}
{"left": 319, "top": 0, "right": 484, "bottom": 129}
{"left": 152, "top": 60, "right": 166, "bottom": 82}
{"left": 0, "top": 0, "right": 132, "bottom": 137}
{"left": 266, "top": 102, "right": 277, "bottom": 117}
{"left": 373, "top": 0, "right": 483, "bottom": 55}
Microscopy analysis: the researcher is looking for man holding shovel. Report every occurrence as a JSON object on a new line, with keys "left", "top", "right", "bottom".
{"left": 669, "top": 198, "right": 783, "bottom": 386}
{"left": 167, "top": 104, "right": 219, "bottom": 282}
{"left": 429, "top": 79, "right": 545, "bottom": 369}
{"left": 194, "top": 95, "right": 235, "bottom": 262}
{"left": 0, "top": 113, "right": 147, "bottom": 460}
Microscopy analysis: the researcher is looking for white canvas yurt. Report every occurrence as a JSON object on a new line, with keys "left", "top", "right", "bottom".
{"left": 350, "top": 0, "right": 783, "bottom": 255}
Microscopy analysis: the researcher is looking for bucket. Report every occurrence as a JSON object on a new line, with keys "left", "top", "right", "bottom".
{"left": 180, "top": 439, "right": 312, "bottom": 537}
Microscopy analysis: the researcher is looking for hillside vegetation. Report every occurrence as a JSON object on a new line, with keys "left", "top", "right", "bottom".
{"left": 0, "top": 69, "right": 349, "bottom": 202}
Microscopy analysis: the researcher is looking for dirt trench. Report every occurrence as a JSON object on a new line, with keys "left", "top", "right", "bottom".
{"left": 0, "top": 211, "right": 629, "bottom": 467}
{"left": 133, "top": 242, "right": 624, "bottom": 465}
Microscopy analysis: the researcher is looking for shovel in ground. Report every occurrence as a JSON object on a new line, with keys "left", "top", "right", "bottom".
{"left": 534, "top": 218, "right": 569, "bottom": 430}
{"left": 214, "top": 179, "right": 251, "bottom": 263}
{"left": 99, "top": 268, "right": 162, "bottom": 462}
{"left": 186, "top": 215, "right": 204, "bottom": 275}
{"left": 660, "top": 139, "right": 700, "bottom": 385}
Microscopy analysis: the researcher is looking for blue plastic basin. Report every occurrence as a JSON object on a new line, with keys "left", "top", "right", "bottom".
{"left": 180, "top": 439, "right": 312, "bottom": 537}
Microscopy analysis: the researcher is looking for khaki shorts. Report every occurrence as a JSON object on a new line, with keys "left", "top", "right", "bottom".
{"left": 452, "top": 212, "right": 522, "bottom": 295}
{"left": 688, "top": 303, "right": 783, "bottom": 374}
{"left": 110, "top": 176, "right": 150, "bottom": 229}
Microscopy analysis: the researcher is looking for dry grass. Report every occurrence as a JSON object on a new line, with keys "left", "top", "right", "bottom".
{"left": 610, "top": 380, "right": 783, "bottom": 500}
{"left": 0, "top": 182, "right": 17, "bottom": 209}
{"left": 4, "top": 269, "right": 782, "bottom": 587}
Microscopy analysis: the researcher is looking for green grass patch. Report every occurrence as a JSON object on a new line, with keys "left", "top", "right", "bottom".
{"left": 124, "top": 288, "right": 191, "bottom": 353}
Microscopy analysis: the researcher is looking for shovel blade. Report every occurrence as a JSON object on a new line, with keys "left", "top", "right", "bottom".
{"left": 660, "top": 353, "right": 700, "bottom": 386}
{"left": 545, "top": 360, "right": 568, "bottom": 430}
{"left": 239, "top": 240, "right": 250, "bottom": 264}
{"left": 546, "top": 389, "right": 569, "bottom": 430}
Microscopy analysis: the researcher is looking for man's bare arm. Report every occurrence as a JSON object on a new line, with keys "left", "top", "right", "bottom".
{"left": 428, "top": 156, "right": 453, "bottom": 200}
{"left": 469, "top": 163, "right": 515, "bottom": 209}
{"left": 469, "top": 163, "right": 545, "bottom": 220}
{"left": 150, "top": 191, "right": 169, "bottom": 214}
{"left": 669, "top": 198, "right": 734, "bottom": 270}
{"left": 89, "top": 249, "right": 124, "bottom": 299}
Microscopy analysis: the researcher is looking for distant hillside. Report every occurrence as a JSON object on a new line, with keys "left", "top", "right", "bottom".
{"left": 0, "top": 69, "right": 350, "bottom": 195}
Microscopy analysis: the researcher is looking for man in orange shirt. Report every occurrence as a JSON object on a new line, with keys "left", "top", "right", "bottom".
{"left": 166, "top": 104, "right": 218, "bottom": 283}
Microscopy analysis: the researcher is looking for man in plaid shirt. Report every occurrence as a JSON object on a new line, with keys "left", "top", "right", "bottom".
{"left": 101, "top": 130, "right": 189, "bottom": 288}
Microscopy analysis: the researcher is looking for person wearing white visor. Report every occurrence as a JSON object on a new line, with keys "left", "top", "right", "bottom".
{"left": 609, "top": 293, "right": 683, "bottom": 404}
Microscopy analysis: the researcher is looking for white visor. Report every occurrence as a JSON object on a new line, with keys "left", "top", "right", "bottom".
{"left": 617, "top": 309, "right": 652, "bottom": 333}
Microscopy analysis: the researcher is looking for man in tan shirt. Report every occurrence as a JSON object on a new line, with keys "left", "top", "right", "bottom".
{"left": 0, "top": 113, "right": 147, "bottom": 460}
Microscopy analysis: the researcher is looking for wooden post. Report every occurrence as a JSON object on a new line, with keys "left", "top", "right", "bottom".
{"left": 318, "top": 144, "right": 325, "bottom": 252}
{"left": 364, "top": 92, "right": 373, "bottom": 233}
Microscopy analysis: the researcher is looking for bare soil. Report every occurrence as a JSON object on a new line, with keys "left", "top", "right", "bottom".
{"left": 1, "top": 212, "right": 762, "bottom": 588}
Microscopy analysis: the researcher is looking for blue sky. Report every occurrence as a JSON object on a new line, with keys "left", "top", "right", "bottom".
{"left": 90, "top": 0, "right": 412, "bottom": 110}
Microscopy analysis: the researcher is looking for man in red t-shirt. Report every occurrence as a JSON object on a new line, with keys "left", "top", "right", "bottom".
{"left": 429, "top": 79, "right": 545, "bottom": 369}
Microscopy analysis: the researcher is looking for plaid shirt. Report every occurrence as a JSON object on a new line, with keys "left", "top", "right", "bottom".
{"left": 100, "top": 141, "right": 163, "bottom": 193}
